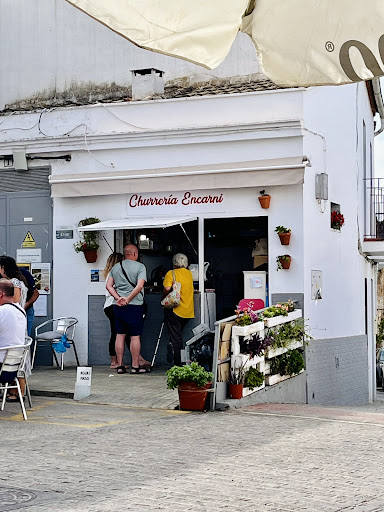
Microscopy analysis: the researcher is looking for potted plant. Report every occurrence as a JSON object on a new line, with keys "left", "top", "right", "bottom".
{"left": 258, "top": 190, "right": 271, "bottom": 209}
{"left": 244, "top": 366, "right": 265, "bottom": 391}
{"left": 331, "top": 211, "right": 345, "bottom": 230}
{"left": 275, "top": 225, "right": 291, "bottom": 245}
{"left": 166, "top": 362, "right": 212, "bottom": 411}
{"left": 276, "top": 254, "right": 292, "bottom": 270}
{"left": 74, "top": 217, "right": 101, "bottom": 263}
{"left": 229, "top": 359, "right": 248, "bottom": 399}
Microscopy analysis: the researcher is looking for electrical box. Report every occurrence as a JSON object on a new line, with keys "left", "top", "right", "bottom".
{"left": 315, "top": 173, "right": 328, "bottom": 200}
{"left": 311, "top": 270, "right": 322, "bottom": 300}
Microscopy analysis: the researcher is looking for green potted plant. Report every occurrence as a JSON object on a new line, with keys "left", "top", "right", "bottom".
{"left": 228, "top": 359, "right": 248, "bottom": 399}
{"left": 258, "top": 189, "right": 271, "bottom": 209}
{"left": 244, "top": 366, "right": 265, "bottom": 391}
{"left": 166, "top": 362, "right": 212, "bottom": 411}
{"left": 74, "top": 217, "right": 101, "bottom": 263}
{"left": 276, "top": 254, "right": 292, "bottom": 270}
{"left": 275, "top": 225, "right": 291, "bottom": 245}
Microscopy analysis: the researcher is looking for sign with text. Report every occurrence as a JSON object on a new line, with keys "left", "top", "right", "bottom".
{"left": 16, "top": 248, "right": 42, "bottom": 264}
{"left": 74, "top": 367, "right": 92, "bottom": 400}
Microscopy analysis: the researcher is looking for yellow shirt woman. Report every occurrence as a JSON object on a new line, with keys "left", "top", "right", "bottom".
{"left": 163, "top": 268, "right": 195, "bottom": 319}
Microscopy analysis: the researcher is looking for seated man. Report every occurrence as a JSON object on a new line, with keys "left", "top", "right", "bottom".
{"left": 0, "top": 279, "right": 27, "bottom": 398}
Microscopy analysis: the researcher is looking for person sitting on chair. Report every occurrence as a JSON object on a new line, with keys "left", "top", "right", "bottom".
{"left": 0, "top": 279, "right": 27, "bottom": 400}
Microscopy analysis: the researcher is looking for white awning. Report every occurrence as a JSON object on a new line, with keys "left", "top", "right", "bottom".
{"left": 50, "top": 157, "right": 306, "bottom": 198}
{"left": 78, "top": 215, "right": 197, "bottom": 231}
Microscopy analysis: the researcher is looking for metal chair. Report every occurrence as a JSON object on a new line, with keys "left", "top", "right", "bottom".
{"left": 0, "top": 337, "right": 33, "bottom": 421}
{"left": 237, "top": 299, "right": 265, "bottom": 311}
{"left": 32, "top": 317, "right": 79, "bottom": 370}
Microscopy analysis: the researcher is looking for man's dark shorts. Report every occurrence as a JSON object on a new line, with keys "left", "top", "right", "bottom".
{"left": 113, "top": 304, "right": 144, "bottom": 336}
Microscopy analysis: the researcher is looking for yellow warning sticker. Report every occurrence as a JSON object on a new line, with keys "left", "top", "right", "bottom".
{"left": 22, "top": 231, "right": 36, "bottom": 248}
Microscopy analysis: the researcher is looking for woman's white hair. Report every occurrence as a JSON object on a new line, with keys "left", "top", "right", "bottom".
{"left": 172, "top": 253, "right": 188, "bottom": 268}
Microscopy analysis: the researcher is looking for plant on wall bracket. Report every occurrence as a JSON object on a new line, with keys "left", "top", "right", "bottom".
{"left": 74, "top": 217, "right": 101, "bottom": 263}
{"left": 276, "top": 254, "right": 292, "bottom": 270}
{"left": 331, "top": 210, "right": 345, "bottom": 230}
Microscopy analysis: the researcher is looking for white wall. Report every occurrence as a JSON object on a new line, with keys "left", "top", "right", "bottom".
{"left": 0, "top": 0, "right": 260, "bottom": 109}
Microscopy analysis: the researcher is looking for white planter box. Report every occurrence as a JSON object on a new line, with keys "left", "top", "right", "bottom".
{"left": 264, "top": 309, "right": 302, "bottom": 328}
{"left": 243, "top": 382, "right": 265, "bottom": 397}
{"left": 265, "top": 369, "right": 304, "bottom": 386}
{"left": 231, "top": 354, "right": 264, "bottom": 368}
{"left": 266, "top": 340, "right": 304, "bottom": 359}
{"left": 232, "top": 321, "right": 264, "bottom": 337}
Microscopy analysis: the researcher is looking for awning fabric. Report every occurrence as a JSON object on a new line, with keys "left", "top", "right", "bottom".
{"left": 64, "top": 0, "right": 384, "bottom": 87}
{"left": 50, "top": 157, "right": 306, "bottom": 198}
{"left": 77, "top": 215, "right": 197, "bottom": 232}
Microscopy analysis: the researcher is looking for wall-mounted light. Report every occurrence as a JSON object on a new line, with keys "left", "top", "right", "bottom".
{"left": 12, "top": 149, "right": 28, "bottom": 171}
{"left": 315, "top": 173, "right": 328, "bottom": 200}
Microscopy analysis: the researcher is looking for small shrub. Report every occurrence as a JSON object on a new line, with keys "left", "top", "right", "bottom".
{"left": 244, "top": 367, "right": 265, "bottom": 390}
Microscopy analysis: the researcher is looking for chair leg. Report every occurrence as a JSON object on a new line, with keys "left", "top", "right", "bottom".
{"left": 1, "top": 383, "right": 8, "bottom": 411}
{"left": 25, "top": 377, "right": 32, "bottom": 408}
{"left": 31, "top": 340, "right": 37, "bottom": 369}
{"left": 49, "top": 343, "right": 60, "bottom": 368}
{"left": 61, "top": 353, "right": 64, "bottom": 371}
{"left": 72, "top": 341, "right": 80, "bottom": 367}
{"left": 15, "top": 379, "right": 27, "bottom": 420}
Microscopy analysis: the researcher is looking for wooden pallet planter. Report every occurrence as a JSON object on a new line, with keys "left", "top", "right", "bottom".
{"left": 231, "top": 321, "right": 264, "bottom": 355}
{"left": 263, "top": 309, "right": 302, "bottom": 328}
{"left": 265, "top": 369, "right": 304, "bottom": 386}
{"left": 266, "top": 340, "right": 304, "bottom": 359}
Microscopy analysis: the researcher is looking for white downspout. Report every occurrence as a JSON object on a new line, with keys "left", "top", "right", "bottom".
{"left": 198, "top": 217, "right": 205, "bottom": 325}
{"left": 372, "top": 78, "right": 384, "bottom": 136}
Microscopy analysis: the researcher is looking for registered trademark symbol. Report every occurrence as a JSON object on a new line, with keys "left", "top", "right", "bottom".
{"left": 325, "top": 41, "right": 335, "bottom": 52}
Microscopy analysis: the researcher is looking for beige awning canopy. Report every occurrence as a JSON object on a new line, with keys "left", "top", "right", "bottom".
{"left": 65, "top": 0, "right": 384, "bottom": 87}
{"left": 50, "top": 157, "right": 306, "bottom": 198}
{"left": 78, "top": 215, "right": 197, "bottom": 232}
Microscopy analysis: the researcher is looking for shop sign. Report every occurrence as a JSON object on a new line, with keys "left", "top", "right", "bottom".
{"left": 128, "top": 191, "right": 224, "bottom": 209}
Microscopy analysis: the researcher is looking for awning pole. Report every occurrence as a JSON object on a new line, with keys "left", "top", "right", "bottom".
{"left": 179, "top": 224, "right": 198, "bottom": 257}
{"left": 198, "top": 217, "right": 205, "bottom": 325}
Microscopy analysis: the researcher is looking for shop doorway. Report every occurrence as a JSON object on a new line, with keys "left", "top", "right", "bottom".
{"left": 204, "top": 216, "right": 268, "bottom": 319}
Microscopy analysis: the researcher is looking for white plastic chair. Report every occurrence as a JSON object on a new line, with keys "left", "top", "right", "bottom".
{"left": 32, "top": 317, "right": 79, "bottom": 370}
{"left": 0, "top": 337, "right": 33, "bottom": 421}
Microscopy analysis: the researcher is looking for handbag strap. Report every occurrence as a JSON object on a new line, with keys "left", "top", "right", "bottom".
{"left": 4, "top": 303, "right": 27, "bottom": 318}
{"left": 119, "top": 261, "right": 144, "bottom": 298}
{"left": 172, "top": 270, "right": 176, "bottom": 284}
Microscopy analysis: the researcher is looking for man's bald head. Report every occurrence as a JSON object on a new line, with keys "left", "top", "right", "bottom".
{"left": 124, "top": 244, "right": 138, "bottom": 261}
{"left": 0, "top": 278, "right": 14, "bottom": 305}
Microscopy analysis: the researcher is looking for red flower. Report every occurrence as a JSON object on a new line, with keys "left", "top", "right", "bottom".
{"left": 331, "top": 211, "right": 345, "bottom": 229}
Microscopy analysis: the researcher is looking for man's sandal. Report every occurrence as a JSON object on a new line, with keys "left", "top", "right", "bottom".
{"left": 131, "top": 366, "right": 151, "bottom": 374}
{"left": 116, "top": 366, "right": 127, "bottom": 374}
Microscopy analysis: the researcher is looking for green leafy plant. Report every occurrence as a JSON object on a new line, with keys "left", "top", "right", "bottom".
{"left": 234, "top": 306, "right": 259, "bottom": 326}
{"left": 276, "top": 255, "right": 291, "bottom": 271}
{"left": 270, "top": 349, "right": 305, "bottom": 376}
{"left": 244, "top": 367, "right": 265, "bottom": 390}
{"left": 166, "top": 362, "right": 212, "bottom": 390}
{"left": 268, "top": 319, "right": 312, "bottom": 349}
{"left": 260, "top": 303, "right": 290, "bottom": 319}
{"left": 74, "top": 217, "right": 101, "bottom": 253}
{"left": 259, "top": 189, "right": 268, "bottom": 196}
{"left": 275, "top": 225, "right": 291, "bottom": 234}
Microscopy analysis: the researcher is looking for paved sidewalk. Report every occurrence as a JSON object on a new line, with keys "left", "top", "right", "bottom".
{"left": 29, "top": 366, "right": 179, "bottom": 409}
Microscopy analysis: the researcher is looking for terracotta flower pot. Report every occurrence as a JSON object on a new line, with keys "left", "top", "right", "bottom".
{"left": 278, "top": 232, "right": 291, "bottom": 245}
{"left": 279, "top": 256, "right": 291, "bottom": 269}
{"left": 229, "top": 383, "right": 244, "bottom": 399}
{"left": 178, "top": 382, "right": 211, "bottom": 411}
{"left": 258, "top": 195, "right": 271, "bottom": 209}
{"left": 83, "top": 249, "right": 98, "bottom": 263}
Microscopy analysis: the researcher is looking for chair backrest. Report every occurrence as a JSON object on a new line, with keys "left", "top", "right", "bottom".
{"left": 237, "top": 299, "right": 265, "bottom": 311}
{"left": 56, "top": 318, "right": 78, "bottom": 339}
{"left": 0, "top": 337, "right": 33, "bottom": 375}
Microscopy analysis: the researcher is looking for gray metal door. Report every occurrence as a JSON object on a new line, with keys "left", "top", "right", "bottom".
{"left": 0, "top": 190, "right": 53, "bottom": 365}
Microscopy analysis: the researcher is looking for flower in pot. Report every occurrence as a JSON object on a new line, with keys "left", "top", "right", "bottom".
{"left": 275, "top": 225, "right": 291, "bottom": 245}
{"left": 234, "top": 306, "right": 259, "bottom": 326}
{"left": 276, "top": 254, "right": 292, "bottom": 270}
{"left": 258, "top": 189, "right": 271, "bottom": 209}
{"left": 74, "top": 217, "right": 101, "bottom": 263}
{"left": 166, "top": 362, "right": 212, "bottom": 411}
{"left": 331, "top": 211, "right": 345, "bottom": 230}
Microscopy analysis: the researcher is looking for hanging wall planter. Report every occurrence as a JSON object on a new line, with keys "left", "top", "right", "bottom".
{"left": 83, "top": 249, "right": 98, "bottom": 263}
{"left": 276, "top": 255, "right": 292, "bottom": 270}
{"left": 258, "top": 190, "right": 271, "bottom": 209}
{"left": 275, "top": 226, "right": 291, "bottom": 245}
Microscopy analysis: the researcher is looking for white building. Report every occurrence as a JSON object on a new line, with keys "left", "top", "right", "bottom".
{"left": 0, "top": 0, "right": 383, "bottom": 405}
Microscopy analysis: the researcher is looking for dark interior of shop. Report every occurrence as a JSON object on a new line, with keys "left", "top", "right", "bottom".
{"left": 122, "top": 216, "right": 268, "bottom": 320}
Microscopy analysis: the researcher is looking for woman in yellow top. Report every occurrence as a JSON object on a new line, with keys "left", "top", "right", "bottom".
{"left": 162, "top": 253, "right": 194, "bottom": 366}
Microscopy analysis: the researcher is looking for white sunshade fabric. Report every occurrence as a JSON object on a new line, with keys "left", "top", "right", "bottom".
{"left": 77, "top": 215, "right": 197, "bottom": 232}
{"left": 65, "top": 0, "right": 384, "bottom": 87}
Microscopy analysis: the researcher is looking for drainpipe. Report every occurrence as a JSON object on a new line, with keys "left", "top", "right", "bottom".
{"left": 372, "top": 78, "right": 384, "bottom": 136}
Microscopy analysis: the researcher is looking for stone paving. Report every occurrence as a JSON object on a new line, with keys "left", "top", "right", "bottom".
{"left": 1, "top": 397, "right": 384, "bottom": 511}
{"left": 29, "top": 366, "right": 179, "bottom": 409}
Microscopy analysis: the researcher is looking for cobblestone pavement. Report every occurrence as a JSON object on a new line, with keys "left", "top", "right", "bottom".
{"left": 2, "top": 398, "right": 384, "bottom": 511}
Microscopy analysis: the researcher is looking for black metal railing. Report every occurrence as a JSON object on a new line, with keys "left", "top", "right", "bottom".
{"left": 364, "top": 178, "right": 384, "bottom": 240}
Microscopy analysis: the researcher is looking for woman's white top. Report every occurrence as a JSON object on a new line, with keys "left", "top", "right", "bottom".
{"left": 104, "top": 273, "right": 114, "bottom": 309}
{"left": 11, "top": 278, "right": 28, "bottom": 309}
